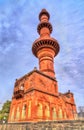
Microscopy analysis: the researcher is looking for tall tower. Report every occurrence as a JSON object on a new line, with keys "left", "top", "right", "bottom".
{"left": 8, "top": 9, "right": 77, "bottom": 123}
{"left": 32, "top": 9, "right": 60, "bottom": 78}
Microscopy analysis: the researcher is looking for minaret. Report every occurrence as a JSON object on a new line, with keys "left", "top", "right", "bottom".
{"left": 8, "top": 9, "right": 77, "bottom": 123}
{"left": 32, "top": 9, "right": 60, "bottom": 78}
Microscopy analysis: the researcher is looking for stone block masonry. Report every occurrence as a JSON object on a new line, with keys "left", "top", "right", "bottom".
{"left": 0, "top": 120, "right": 84, "bottom": 130}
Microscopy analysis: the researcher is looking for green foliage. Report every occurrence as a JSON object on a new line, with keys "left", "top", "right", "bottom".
{"left": 0, "top": 100, "right": 11, "bottom": 122}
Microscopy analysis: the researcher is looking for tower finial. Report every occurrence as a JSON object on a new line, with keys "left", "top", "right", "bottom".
{"left": 39, "top": 9, "right": 50, "bottom": 21}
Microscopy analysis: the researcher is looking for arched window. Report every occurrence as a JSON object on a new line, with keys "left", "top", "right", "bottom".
{"left": 45, "top": 105, "right": 50, "bottom": 118}
{"left": 22, "top": 104, "right": 26, "bottom": 119}
{"left": 16, "top": 107, "right": 20, "bottom": 120}
{"left": 37, "top": 103, "right": 43, "bottom": 117}
{"left": 52, "top": 107, "right": 57, "bottom": 120}
{"left": 58, "top": 108, "right": 63, "bottom": 119}
{"left": 28, "top": 101, "right": 31, "bottom": 118}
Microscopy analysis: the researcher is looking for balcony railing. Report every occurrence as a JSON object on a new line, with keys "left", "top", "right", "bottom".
{"left": 13, "top": 90, "right": 24, "bottom": 99}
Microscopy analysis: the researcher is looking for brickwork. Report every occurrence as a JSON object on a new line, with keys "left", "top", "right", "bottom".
{"left": 8, "top": 70, "right": 77, "bottom": 122}
{"left": 0, "top": 120, "right": 84, "bottom": 130}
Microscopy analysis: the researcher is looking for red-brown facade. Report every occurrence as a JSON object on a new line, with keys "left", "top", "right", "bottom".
{"left": 8, "top": 9, "right": 77, "bottom": 122}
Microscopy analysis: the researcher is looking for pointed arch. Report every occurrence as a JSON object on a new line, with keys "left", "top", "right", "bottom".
{"left": 64, "top": 111, "right": 67, "bottom": 119}
{"left": 22, "top": 104, "right": 26, "bottom": 119}
{"left": 37, "top": 103, "right": 43, "bottom": 117}
{"left": 45, "top": 104, "right": 50, "bottom": 118}
{"left": 11, "top": 107, "right": 15, "bottom": 121}
{"left": 28, "top": 101, "right": 31, "bottom": 118}
{"left": 16, "top": 106, "right": 20, "bottom": 120}
{"left": 52, "top": 107, "right": 57, "bottom": 120}
{"left": 58, "top": 108, "right": 63, "bottom": 119}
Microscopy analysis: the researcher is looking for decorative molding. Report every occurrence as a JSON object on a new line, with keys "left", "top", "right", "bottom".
{"left": 32, "top": 39, "right": 60, "bottom": 57}
{"left": 37, "top": 22, "right": 53, "bottom": 34}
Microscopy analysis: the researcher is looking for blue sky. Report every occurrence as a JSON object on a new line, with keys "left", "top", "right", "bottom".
{"left": 0, "top": 0, "right": 84, "bottom": 110}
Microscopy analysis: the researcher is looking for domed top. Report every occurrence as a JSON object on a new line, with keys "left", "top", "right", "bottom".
{"left": 39, "top": 9, "right": 50, "bottom": 21}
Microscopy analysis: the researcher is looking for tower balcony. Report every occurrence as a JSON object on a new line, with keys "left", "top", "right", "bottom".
{"left": 13, "top": 89, "right": 24, "bottom": 99}
{"left": 32, "top": 38, "right": 60, "bottom": 57}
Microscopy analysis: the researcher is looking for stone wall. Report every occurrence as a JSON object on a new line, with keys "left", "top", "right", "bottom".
{"left": 0, "top": 120, "right": 84, "bottom": 130}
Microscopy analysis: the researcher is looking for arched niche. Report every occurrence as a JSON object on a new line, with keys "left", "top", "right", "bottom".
{"left": 52, "top": 107, "right": 57, "bottom": 120}
{"left": 37, "top": 103, "right": 43, "bottom": 117}
{"left": 45, "top": 104, "right": 50, "bottom": 118}
{"left": 64, "top": 111, "right": 67, "bottom": 119}
{"left": 28, "top": 101, "right": 31, "bottom": 118}
{"left": 58, "top": 108, "right": 63, "bottom": 119}
{"left": 10, "top": 107, "right": 15, "bottom": 121}
{"left": 21, "top": 104, "right": 26, "bottom": 119}
{"left": 16, "top": 106, "right": 20, "bottom": 120}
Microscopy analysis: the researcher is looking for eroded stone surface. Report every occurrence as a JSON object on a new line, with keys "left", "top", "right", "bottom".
{"left": 0, "top": 120, "right": 84, "bottom": 130}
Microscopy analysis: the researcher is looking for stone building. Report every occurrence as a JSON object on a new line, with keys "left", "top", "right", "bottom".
{"left": 8, "top": 9, "right": 77, "bottom": 122}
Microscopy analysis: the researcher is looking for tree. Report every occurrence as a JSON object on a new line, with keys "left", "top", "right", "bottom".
{"left": 0, "top": 100, "right": 11, "bottom": 122}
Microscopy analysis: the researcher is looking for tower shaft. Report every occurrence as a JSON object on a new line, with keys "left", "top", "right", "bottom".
{"left": 37, "top": 43, "right": 55, "bottom": 77}
{"left": 32, "top": 9, "right": 60, "bottom": 78}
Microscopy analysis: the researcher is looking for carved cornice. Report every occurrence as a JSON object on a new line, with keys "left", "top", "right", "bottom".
{"left": 24, "top": 88, "right": 59, "bottom": 98}
{"left": 14, "top": 69, "right": 57, "bottom": 88}
{"left": 32, "top": 39, "right": 60, "bottom": 57}
{"left": 37, "top": 22, "right": 53, "bottom": 34}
